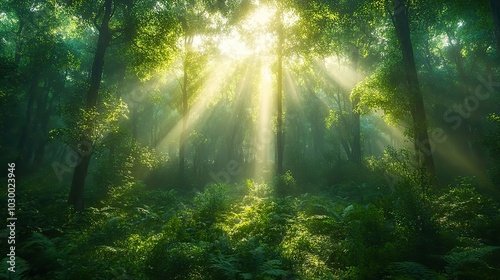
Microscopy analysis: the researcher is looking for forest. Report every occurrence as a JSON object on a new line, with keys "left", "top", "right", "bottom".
{"left": 1, "top": 0, "right": 500, "bottom": 279}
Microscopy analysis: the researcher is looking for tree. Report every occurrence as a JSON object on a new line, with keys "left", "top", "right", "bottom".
{"left": 490, "top": 0, "right": 500, "bottom": 56}
{"left": 391, "top": 0, "right": 435, "bottom": 175}
{"left": 276, "top": 7, "right": 285, "bottom": 175}
{"left": 68, "top": 0, "right": 114, "bottom": 211}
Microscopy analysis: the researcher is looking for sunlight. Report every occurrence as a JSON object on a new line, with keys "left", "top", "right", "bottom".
{"left": 217, "top": 4, "right": 276, "bottom": 58}
{"left": 243, "top": 4, "right": 276, "bottom": 30}
{"left": 155, "top": 58, "right": 237, "bottom": 152}
{"left": 253, "top": 64, "right": 274, "bottom": 181}
{"left": 434, "top": 139, "right": 490, "bottom": 181}
{"left": 322, "top": 56, "right": 364, "bottom": 91}
{"left": 284, "top": 69, "right": 306, "bottom": 121}
{"left": 218, "top": 30, "right": 252, "bottom": 58}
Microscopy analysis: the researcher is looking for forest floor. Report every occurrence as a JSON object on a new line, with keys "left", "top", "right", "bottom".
{"left": 2, "top": 166, "right": 500, "bottom": 280}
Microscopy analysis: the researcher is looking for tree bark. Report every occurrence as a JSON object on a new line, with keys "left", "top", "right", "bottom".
{"left": 131, "top": 107, "right": 138, "bottom": 141}
{"left": 179, "top": 36, "right": 190, "bottom": 178}
{"left": 33, "top": 80, "right": 52, "bottom": 167}
{"left": 68, "top": 0, "right": 113, "bottom": 211}
{"left": 350, "top": 47, "right": 362, "bottom": 166}
{"left": 17, "top": 70, "right": 39, "bottom": 170}
{"left": 276, "top": 12, "right": 284, "bottom": 175}
{"left": 392, "top": 0, "right": 435, "bottom": 176}
{"left": 490, "top": 0, "right": 500, "bottom": 56}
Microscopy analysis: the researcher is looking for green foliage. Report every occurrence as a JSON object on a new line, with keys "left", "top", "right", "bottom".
{"left": 210, "top": 238, "right": 287, "bottom": 280}
{"left": 484, "top": 113, "right": 500, "bottom": 186}
{"left": 21, "top": 232, "right": 60, "bottom": 276}
{"left": 148, "top": 240, "right": 210, "bottom": 280}
{"left": 387, "top": 261, "right": 443, "bottom": 280}
{"left": 432, "top": 179, "right": 496, "bottom": 240}
{"left": 274, "top": 170, "right": 298, "bottom": 196}
{"left": 443, "top": 246, "right": 500, "bottom": 279}
{"left": 93, "top": 140, "right": 166, "bottom": 194}
{"left": 193, "top": 184, "right": 232, "bottom": 225}
{"left": 0, "top": 257, "right": 30, "bottom": 280}
{"left": 351, "top": 56, "right": 410, "bottom": 125}
{"left": 11, "top": 163, "right": 500, "bottom": 279}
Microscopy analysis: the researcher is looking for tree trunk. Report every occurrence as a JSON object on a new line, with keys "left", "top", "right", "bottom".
{"left": 350, "top": 47, "right": 362, "bottom": 166}
{"left": 392, "top": 0, "right": 435, "bottom": 176}
{"left": 17, "top": 70, "right": 39, "bottom": 170}
{"left": 14, "top": 19, "right": 25, "bottom": 67}
{"left": 68, "top": 0, "right": 113, "bottom": 211}
{"left": 131, "top": 107, "right": 138, "bottom": 141}
{"left": 33, "top": 80, "right": 52, "bottom": 167}
{"left": 490, "top": 0, "right": 500, "bottom": 56}
{"left": 179, "top": 36, "right": 190, "bottom": 178}
{"left": 276, "top": 13, "right": 284, "bottom": 175}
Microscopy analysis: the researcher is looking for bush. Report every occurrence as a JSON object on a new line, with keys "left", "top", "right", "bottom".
{"left": 274, "top": 170, "right": 299, "bottom": 196}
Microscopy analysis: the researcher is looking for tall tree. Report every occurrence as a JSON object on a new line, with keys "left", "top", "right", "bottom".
{"left": 276, "top": 8, "right": 285, "bottom": 175}
{"left": 490, "top": 0, "right": 500, "bottom": 56}
{"left": 179, "top": 24, "right": 191, "bottom": 178}
{"left": 69, "top": 0, "right": 114, "bottom": 211}
{"left": 391, "top": 0, "right": 435, "bottom": 175}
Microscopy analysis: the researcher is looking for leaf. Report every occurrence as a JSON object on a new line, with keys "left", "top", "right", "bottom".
{"left": 388, "top": 261, "right": 440, "bottom": 280}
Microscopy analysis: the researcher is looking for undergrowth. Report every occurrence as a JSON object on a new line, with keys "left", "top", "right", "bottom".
{"left": 5, "top": 162, "right": 500, "bottom": 280}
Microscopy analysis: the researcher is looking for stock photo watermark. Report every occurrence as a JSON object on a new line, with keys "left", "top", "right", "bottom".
{"left": 6, "top": 163, "right": 17, "bottom": 273}
{"left": 384, "top": 74, "right": 499, "bottom": 187}
{"left": 416, "top": 74, "right": 499, "bottom": 156}
{"left": 51, "top": 139, "right": 93, "bottom": 182}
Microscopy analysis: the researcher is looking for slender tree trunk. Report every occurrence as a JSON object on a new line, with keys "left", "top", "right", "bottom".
{"left": 33, "top": 80, "right": 52, "bottom": 167}
{"left": 490, "top": 0, "right": 500, "bottom": 56}
{"left": 179, "top": 36, "right": 190, "bottom": 178}
{"left": 14, "top": 19, "right": 25, "bottom": 67}
{"left": 350, "top": 47, "right": 362, "bottom": 166}
{"left": 68, "top": 0, "right": 113, "bottom": 211}
{"left": 17, "top": 70, "right": 39, "bottom": 170}
{"left": 392, "top": 0, "right": 435, "bottom": 176}
{"left": 131, "top": 107, "right": 138, "bottom": 141}
{"left": 276, "top": 13, "right": 284, "bottom": 175}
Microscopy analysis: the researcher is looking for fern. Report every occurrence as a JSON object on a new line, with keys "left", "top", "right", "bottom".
{"left": 0, "top": 257, "right": 30, "bottom": 280}
{"left": 23, "top": 232, "right": 56, "bottom": 250}
{"left": 259, "top": 259, "right": 287, "bottom": 277}
{"left": 388, "top": 261, "right": 441, "bottom": 280}
{"left": 21, "top": 232, "right": 61, "bottom": 274}
{"left": 443, "top": 246, "right": 500, "bottom": 278}
{"left": 210, "top": 253, "right": 241, "bottom": 278}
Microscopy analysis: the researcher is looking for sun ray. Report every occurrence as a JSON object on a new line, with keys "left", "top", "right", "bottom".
{"left": 252, "top": 63, "right": 275, "bottom": 181}
{"left": 155, "top": 58, "right": 237, "bottom": 152}
{"left": 317, "top": 57, "right": 364, "bottom": 92}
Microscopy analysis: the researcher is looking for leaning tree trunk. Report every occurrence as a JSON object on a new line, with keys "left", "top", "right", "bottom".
{"left": 392, "top": 0, "right": 436, "bottom": 176}
{"left": 68, "top": 0, "right": 113, "bottom": 211}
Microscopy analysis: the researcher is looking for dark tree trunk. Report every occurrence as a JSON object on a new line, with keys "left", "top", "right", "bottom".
{"left": 276, "top": 14, "right": 284, "bottom": 175}
{"left": 68, "top": 0, "right": 113, "bottom": 211}
{"left": 490, "top": 0, "right": 500, "bottom": 56}
{"left": 392, "top": 0, "right": 436, "bottom": 176}
{"left": 17, "top": 70, "right": 39, "bottom": 170}
{"left": 34, "top": 76, "right": 61, "bottom": 166}
{"left": 33, "top": 80, "right": 52, "bottom": 167}
{"left": 14, "top": 19, "right": 25, "bottom": 67}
